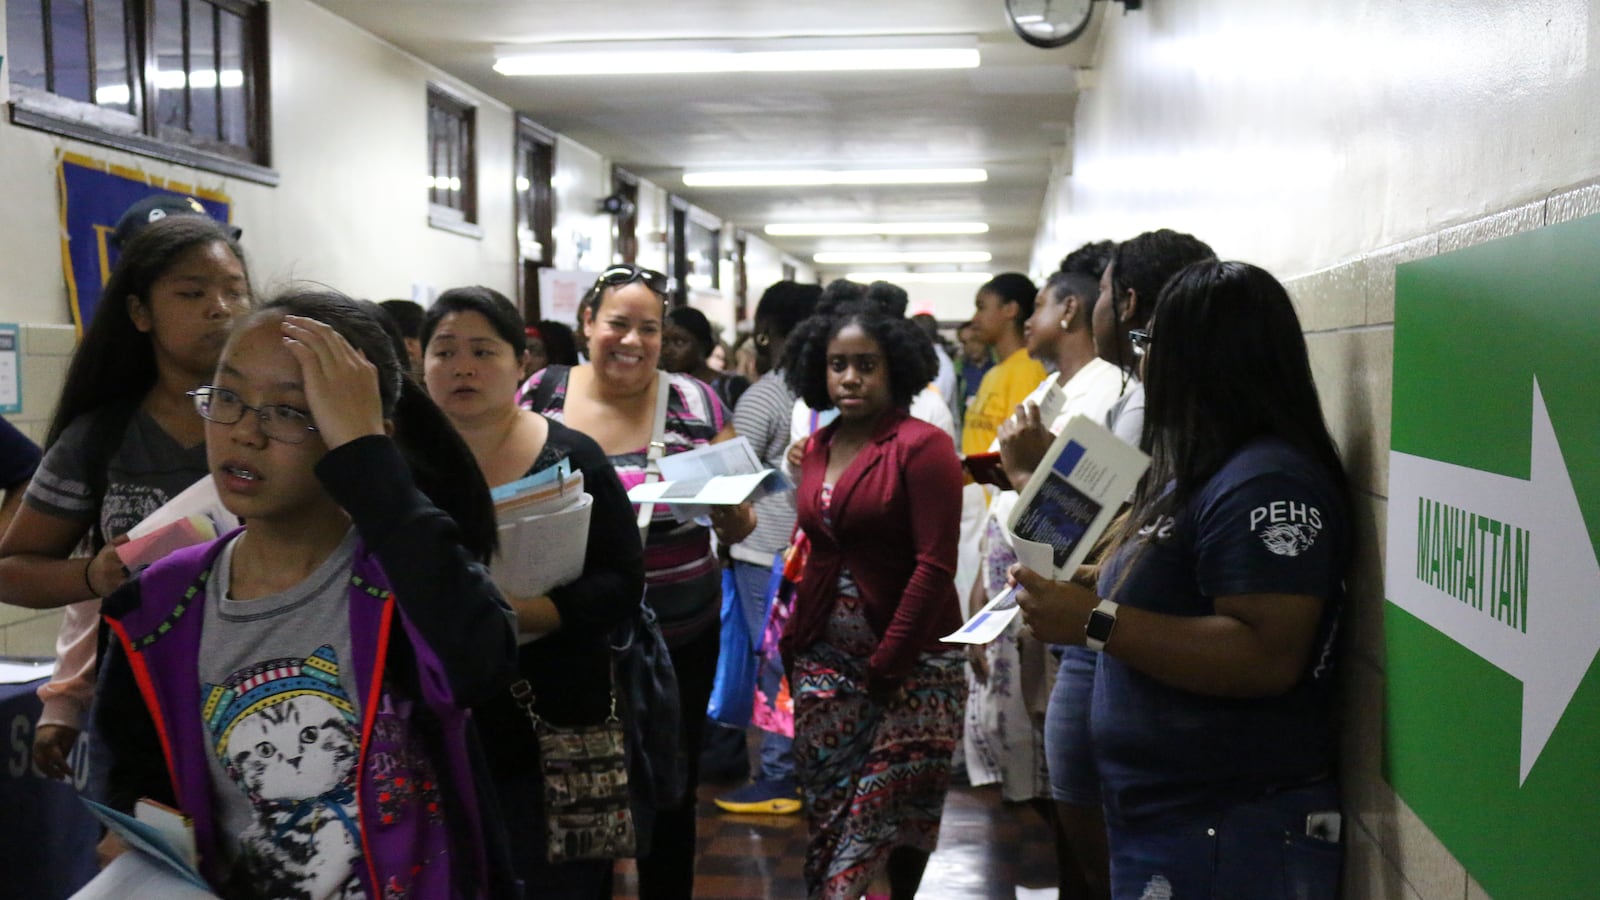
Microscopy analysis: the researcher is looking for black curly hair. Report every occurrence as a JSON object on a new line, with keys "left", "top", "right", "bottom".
{"left": 783, "top": 301, "right": 936, "bottom": 413}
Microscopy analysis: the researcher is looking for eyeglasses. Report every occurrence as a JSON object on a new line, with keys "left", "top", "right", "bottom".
{"left": 190, "top": 386, "right": 319, "bottom": 444}
{"left": 1128, "top": 328, "right": 1153, "bottom": 357}
{"left": 595, "top": 264, "right": 669, "bottom": 297}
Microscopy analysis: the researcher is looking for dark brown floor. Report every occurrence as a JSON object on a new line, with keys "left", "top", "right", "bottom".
{"left": 614, "top": 775, "right": 1059, "bottom": 899}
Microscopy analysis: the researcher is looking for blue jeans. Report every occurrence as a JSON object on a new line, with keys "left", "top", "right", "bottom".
{"left": 1107, "top": 781, "right": 1342, "bottom": 900}
{"left": 732, "top": 559, "right": 794, "bottom": 782}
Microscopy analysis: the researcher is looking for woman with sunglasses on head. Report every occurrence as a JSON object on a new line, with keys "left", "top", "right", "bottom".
{"left": 1012, "top": 261, "right": 1351, "bottom": 900}
{"left": 423, "top": 286, "right": 644, "bottom": 899}
{"left": 520, "top": 263, "right": 755, "bottom": 900}
{"left": 0, "top": 215, "right": 250, "bottom": 783}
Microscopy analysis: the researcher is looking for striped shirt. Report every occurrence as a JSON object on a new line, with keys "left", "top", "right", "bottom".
{"left": 729, "top": 371, "right": 798, "bottom": 567}
{"left": 522, "top": 365, "right": 727, "bottom": 636}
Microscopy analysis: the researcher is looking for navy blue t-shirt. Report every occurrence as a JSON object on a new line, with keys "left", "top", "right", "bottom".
{"left": 1091, "top": 438, "right": 1348, "bottom": 825}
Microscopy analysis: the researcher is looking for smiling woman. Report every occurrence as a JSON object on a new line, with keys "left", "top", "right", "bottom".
{"left": 519, "top": 263, "right": 754, "bottom": 899}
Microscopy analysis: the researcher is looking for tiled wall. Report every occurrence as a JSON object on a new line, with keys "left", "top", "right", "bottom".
{"left": 0, "top": 323, "right": 78, "bottom": 656}
{"left": 1283, "top": 179, "right": 1600, "bottom": 900}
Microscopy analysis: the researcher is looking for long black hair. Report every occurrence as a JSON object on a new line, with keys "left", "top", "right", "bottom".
{"left": 47, "top": 216, "right": 248, "bottom": 448}
{"left": 784, "top": 301, "right": 935, "bottom": 413}
{"left": 250, "top": 289, "right": 499, "bottom": 563}
{"left": 1111, "top": 261, "right": 1347, "bottom": 552}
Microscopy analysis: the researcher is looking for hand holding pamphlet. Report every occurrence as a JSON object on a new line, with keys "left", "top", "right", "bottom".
{"left": 943, "top": 415, "right": 1149, "bottom": 645}
{"left": 625, "top": 436, "right": 792, "bottom": 518}
{"left": 115, "top": 478, "right": 241, "bottom": 572}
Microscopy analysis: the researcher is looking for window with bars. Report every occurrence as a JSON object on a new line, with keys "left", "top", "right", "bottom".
{"left": 5, "top": 0, "right": 272, "bottom": 182}
{"left": 427, "top": 85, "right": 477, "bottom": 234}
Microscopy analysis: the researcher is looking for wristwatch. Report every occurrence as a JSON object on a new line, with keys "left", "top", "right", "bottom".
{"left": 1085, "top": 599, "right": 1120, "bottom": 652}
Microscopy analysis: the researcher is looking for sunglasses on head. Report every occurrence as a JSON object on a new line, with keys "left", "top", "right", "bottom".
{"left": 595, "top": 264, "right": 669, "bottom": 297}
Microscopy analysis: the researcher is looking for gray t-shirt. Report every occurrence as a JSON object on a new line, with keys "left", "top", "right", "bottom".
{"left": 25, "top": 407, "right": 209, "bottom": 545}
{"left": 199, "top": 530, "right": 366, "bottom": 900}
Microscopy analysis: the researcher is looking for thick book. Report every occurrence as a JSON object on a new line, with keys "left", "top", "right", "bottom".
{"left": 491, "top": 460, "right": 590, "bottom": 604}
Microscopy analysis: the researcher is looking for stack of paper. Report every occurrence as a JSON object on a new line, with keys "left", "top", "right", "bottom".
{"left": 81, "top": 798, "right": 208, "bottom": 893}
{"left": 491, "top": 461, "right": 591, "bottom": 600}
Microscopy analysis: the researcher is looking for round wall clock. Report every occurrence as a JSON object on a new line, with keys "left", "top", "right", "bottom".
{"left": 1005, "top": 0, "right": 1096, "bottom": 49}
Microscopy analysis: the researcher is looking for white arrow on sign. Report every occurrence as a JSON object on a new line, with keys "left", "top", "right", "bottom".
{"left": 1387, "top": 378, "right": 1600, "bottom": 785}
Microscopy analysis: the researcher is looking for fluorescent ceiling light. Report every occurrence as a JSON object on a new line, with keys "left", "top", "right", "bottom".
{"left": 844, "top": 271, "right": 994, "bottom": 284}
{"left": 765, "top": 222, "right": 990, "bottom": 237}
{"left": 494, "top": 35, "right": 979, "bottom": 77}
{"left": 685, "top": 168, "right": 986, "bottom": 187}
{"left": 814, "top": 250, "right": 992, "bottom": 265}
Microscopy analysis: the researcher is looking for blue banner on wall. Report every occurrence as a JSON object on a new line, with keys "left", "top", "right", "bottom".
{"left": 58, "top": 153, "right": 232, "bottom": 335}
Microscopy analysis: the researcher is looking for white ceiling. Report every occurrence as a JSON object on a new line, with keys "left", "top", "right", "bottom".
{"left": 310, "top": 0, "right": 1111, "bottom": 276}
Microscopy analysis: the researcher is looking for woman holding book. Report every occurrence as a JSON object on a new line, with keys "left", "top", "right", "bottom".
{"left": 780, "top": 300, "right": 966, "bottom": 900}
{"left": 422, "top": 285, "right": 644, "bottom": 898}
{"left": 519, "top": 264, "right": 754, "bottom": 900}
{"left": 1012, "top": 261, "right": 1351, "bottom": 900}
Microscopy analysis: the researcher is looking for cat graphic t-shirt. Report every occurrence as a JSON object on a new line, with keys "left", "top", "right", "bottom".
{"left": 199, "top": 530, "right": 368, "bottom": 900}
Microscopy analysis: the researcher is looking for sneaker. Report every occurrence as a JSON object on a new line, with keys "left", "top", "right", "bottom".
{"left": 714, "top": 778, "right": 802, "bottom": 815}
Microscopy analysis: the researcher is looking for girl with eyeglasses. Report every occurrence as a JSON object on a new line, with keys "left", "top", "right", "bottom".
{"left": 1013, "top": 261, "right": 1352, "bottom": 900}
{"left": 92, "top": 290, "right": 519, "bottom": 898}
{"left": 520, "top": 263, "right": 755, "bottom": 900}
{"left": 0, "top": 216, "right": 250, "bottom": 787}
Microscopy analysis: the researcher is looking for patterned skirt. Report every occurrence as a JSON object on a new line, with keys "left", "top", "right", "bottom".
{"left": 793, "top": 594, "right": 967, "bottom": 900}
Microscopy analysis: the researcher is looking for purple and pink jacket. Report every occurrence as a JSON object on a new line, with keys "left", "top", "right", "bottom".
{"left": 96, "top": 436, "right": 520, "bottom": 899}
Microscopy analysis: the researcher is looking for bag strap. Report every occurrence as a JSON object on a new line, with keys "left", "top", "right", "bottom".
{"left": 511, "top": 676, "right": 619, "bottom": 731}
{"left": 635, "top": 374, "right": 671, "bottom": 545}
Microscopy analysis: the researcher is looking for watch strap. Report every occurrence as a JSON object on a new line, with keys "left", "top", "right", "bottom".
{"left": 1085, "top": 598, "right": 1120, "bottom": 652}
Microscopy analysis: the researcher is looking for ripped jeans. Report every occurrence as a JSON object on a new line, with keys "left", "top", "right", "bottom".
{"left": 1106, "top": 780, "right": 1342, "bottom": 900}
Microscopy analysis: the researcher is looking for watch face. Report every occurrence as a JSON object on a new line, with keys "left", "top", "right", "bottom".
{"left": 1006, "top": 0, "right": 1096, "bottom": 49}
{"left": 1086, "top": 608, "right": 1116, "bottom": 642}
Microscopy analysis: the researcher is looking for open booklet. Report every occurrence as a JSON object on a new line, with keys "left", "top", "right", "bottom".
{"left": 624, "top": 436, "right": 792, "bottom": 519}
{"left": 79, "top": 798, "right": 211, "bottom": 894}
{"left": 491, "top": 459, "right": 592, "bottom": 609}
{"left": 943, "top": 414, "right": 1150, "bottom": 645}
{"left": 115, "top": 477, "right": 241, "bottom": 572}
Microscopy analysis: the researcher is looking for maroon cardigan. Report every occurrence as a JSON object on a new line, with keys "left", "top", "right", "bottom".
{"left": 781, "top": 408, "right": 964, "bottom": 681}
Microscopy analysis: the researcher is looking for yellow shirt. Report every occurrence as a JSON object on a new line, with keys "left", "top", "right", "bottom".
{"left": 960, "top": 347, "right": 1048, "bottom": 456}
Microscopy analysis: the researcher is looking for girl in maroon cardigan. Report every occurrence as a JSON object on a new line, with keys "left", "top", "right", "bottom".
{"left": 780, "top": 300, "right": 966, "bottom": 900}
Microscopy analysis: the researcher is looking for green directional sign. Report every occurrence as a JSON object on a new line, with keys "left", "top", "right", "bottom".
{"left": 1387, "top": 212, "right": 1600, "bottom": 899}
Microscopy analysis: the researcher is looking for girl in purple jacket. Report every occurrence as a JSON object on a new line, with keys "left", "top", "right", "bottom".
{"left": 95, "top": 290, "right": 519, "bottom": 899}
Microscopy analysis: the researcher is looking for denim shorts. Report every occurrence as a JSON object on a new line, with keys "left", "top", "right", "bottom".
{"left": 1106, "top": 780, "right": 1342, "bottom": 900}
{"left": 1045, "top": 645, "right": 1101, "bottom": 804}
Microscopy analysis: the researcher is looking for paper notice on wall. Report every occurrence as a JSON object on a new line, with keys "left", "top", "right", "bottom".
{"left": 538, "top": 269, "right": 601, "bottom": 323}
{"left": 0, "top": 324, "right": 19, "bottom": 414}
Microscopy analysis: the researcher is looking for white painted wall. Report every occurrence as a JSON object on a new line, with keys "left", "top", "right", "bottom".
{"left": 1032, "top": 3, "right": 1600, "bottom": 897}
{"left": 1033, "top": 0, "right": 1599, "bottom": 279}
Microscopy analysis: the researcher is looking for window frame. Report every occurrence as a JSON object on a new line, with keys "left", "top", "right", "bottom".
{"left": 515, "top": 114, "right": 557, "bottom": 319}
{"left": 6, "top": 0, "right": 277, "bottom": 185}
{"left": 426, "top": 82, "right": 480, "bottom": 238}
